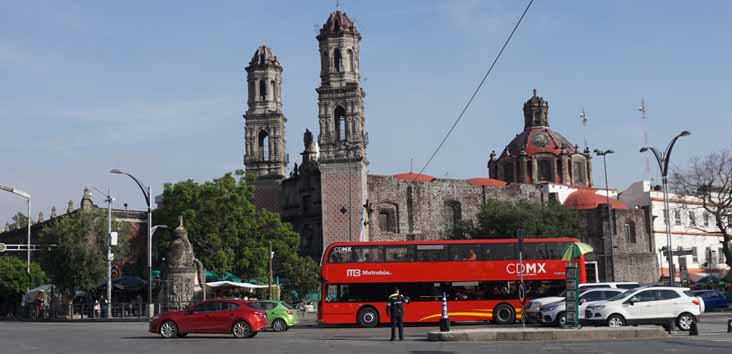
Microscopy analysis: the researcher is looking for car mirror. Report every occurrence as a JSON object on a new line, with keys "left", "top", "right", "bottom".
{"left": 579, "top": 298, "right": 586, "bottom": 304}
{"left": 624, "top": 299, "right": 634, "bottom": 306}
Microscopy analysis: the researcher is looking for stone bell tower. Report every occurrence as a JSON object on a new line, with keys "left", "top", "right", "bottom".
{"left": 316, "top": 10, "right": 369, "bottom": 246}
{"left": 244, "top": 45, "right": 288, "bottom": 212}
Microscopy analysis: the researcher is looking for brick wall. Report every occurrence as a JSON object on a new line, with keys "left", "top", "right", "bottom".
{"left": 320, "top": 161, "right": 368, "bottom": 249}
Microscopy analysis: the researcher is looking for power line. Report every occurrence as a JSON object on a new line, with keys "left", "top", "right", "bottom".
{"left": 418, "top": 0, "right": 536, "bottom": 176}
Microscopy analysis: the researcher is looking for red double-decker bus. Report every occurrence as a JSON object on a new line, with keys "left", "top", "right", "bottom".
{"left": 319, "top": 238, "right": 586, "bottom": 327}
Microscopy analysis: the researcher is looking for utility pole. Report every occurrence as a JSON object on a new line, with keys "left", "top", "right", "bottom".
{"left": 268, "top": 240, "right": 274, "bottom": 300}
{"left": 104, "top": 189, "right": 114, "bottom": 319}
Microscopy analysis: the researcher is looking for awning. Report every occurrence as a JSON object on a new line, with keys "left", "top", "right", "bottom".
{"left": 206, "top": 281, "right": 269, "bottom": 289}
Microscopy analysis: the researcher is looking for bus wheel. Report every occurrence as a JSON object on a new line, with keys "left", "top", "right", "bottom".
{"left": 357, "top": 307, "right": 379, "bottom": 328}
{"left": 492, "top": 304, "right": 515, "bottom": 325}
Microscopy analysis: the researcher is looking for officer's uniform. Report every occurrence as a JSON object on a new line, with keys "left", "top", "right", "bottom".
{"left": 386, "top": 292, "right": 410, "bottom": 341}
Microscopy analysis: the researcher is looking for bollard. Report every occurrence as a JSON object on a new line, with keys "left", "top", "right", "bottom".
{"left": 689, "top": 321, "right": 698, "bottom": 336}
{"left": 727, "top": 319, "right": 732, "bottom": 333}
{"left": 439, "top": 292, "right": 450, "bottom": 332}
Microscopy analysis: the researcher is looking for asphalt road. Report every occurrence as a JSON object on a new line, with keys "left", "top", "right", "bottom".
{"left": 1, "top": 315, "right": 730, "bottom": 354}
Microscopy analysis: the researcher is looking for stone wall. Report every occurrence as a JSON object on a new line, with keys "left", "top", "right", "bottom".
{"left": 578, "top": 206, "right": 658, "bottom": 284}
{"left": 252, "top": 177, "right": 283, "bottom": 213}
{"left": 366, "top": 175, "right": 543, "bottom": 241}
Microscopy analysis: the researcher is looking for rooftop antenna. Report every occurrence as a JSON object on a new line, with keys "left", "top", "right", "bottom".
{"left": 639, "top": 98, "right": 652, "bottom": 183}
{"left": 579, "top": 108, "right": 588, "bottom": 149}
{"left": 336, "top": 0, "right": 341, "bottom": 10}
{"left": 410, "top": 158, "right": 414, "bottom": 173}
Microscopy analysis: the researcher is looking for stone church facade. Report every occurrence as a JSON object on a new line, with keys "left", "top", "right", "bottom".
{"left": 242, "top": 10, "right": 658, "bottom": 283}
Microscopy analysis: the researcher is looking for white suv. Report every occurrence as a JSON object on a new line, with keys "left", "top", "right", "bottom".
{"left": 525, "top": 282, "right": 639, "bottom": 322}
{"left": 584, "top": 287, "right": 704, "bottom": 331}
{"left": 540, "top": 288, "right": 626, "bottom": 326}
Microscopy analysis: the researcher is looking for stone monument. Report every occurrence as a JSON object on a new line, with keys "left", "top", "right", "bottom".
{"left": 160, "top": 217, "right": 205, "bottom": 311}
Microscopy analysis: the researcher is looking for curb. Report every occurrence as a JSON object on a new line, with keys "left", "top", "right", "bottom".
{"left": 427, "top": 327, "right": 670, "bottom": 342}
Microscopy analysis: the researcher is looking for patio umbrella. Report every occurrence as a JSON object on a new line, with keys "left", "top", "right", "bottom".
{"left": 561, "top": 242, "right": 594, "bottom": 261}
{"left": 220, "top": 272, "right": 241, "bottom": 283}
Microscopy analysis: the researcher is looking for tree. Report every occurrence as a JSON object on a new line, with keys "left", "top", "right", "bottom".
{"left": 0, "top": 257, "right": 45, "bottom": 316}
{"left": 672, "top": 150, "right": 732, "bottom": 269}
{"left": 38, "top": 208, "right": 130, "bottom": 295}
{"left": 153, "top": 170, "right": 319, "bottom": 298}
{"left": 453, "top": 199, "right": 580, "bottom": 239}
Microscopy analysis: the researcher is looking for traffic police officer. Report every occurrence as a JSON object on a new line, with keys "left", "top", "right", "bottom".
{"left": 386, "top": 287, "right": 410, "bottom": 341}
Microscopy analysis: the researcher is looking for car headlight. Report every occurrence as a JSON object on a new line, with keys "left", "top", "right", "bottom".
{"left": 528, "top": 302, "right": 538, "bottom": 309}
{"left": 587, "top": 305, "right": 605, "bottom": 310}
{"left": 543, "top": 305, "right": 558, "bottom": 312}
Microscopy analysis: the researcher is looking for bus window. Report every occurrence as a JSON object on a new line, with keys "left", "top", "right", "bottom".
{"left": 385, "top": 246, "right": 415, "bottom": 262}
{"left": 327, "top": 246, "right": 353, "bottom": 263}
{"left": 521, "top": 243, "right": 548, "bottom": 260}
{"left": 448, "top": 244, "right": 480, "bottom": 261}
{"left": 353, "top": 246, "right": 384, "bottom": 262}
{"left": 415, "top": 244, "right": 448, "bottom": 262}
{"left": 545, "top": 242, "right": 568, "bottom": 260}
{"left": 480, "top": 243, "right": 516, "bottom": 260}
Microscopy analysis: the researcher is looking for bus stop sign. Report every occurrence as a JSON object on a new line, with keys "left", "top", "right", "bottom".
{"left": 563, "top": 262, "right": 580, "bottom": 328}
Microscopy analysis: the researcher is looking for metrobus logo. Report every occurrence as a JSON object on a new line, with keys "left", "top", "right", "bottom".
{"left": 346, "top": 269, "right": 392, "bottom": 277}
{"left": 505, "top": 262, "right": 547, "bottom": 275}
{"left": 346, "top": 269, "right": 361, "bottom": 277}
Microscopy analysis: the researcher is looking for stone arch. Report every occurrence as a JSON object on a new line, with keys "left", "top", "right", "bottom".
{"left": 258, "top": 79, "right": 267, "bottom": 100}
{"left": 375, "top": 201, "right": 399, "bottom": 233}
{"left": 443, "top": 200, "right": 462, "bottom": 232}
{"left": 335, "top": 106, "right": 347, "bottom": 142}
{"left": 258, "top": 130, "right": 270, "bottom": 161}
{"left": 334, "top": 48, "right": 342, "bottom": 73}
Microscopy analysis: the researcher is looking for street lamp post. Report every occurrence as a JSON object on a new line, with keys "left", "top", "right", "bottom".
{"left": 594, "top": 149, "right": 615, "bottom": 282}
{"left": 0, "top": 185, "right": 31, "bottom": 287}
{"left": 640, "top": 130, "right": 691, "bottom": 287}
{"left": 110, "top": 169, "right": 154, "bottom": 318}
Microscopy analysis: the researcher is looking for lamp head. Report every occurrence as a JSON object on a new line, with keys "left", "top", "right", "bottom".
{"left": 679, "top": 130, "right": 691, "bottom": 137}
{"left": 606, "top": 149, "right": 615, "bottom": 154}
{"left": 639, "top": 147, "right": 649, "bottom": 153}
{"left": 110, "top": 169, "right": 124, "bottom": 175}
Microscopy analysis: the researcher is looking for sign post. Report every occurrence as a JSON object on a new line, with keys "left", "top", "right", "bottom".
{"left": 516, "top": 228, "right": 526, "bottom": 328}
{"left": 563, "top": 262, "right": 579, "bottom": 328}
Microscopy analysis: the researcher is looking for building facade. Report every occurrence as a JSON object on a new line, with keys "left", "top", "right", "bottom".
{"left": 620, "top": 180, "right": 728, "bottom": 281}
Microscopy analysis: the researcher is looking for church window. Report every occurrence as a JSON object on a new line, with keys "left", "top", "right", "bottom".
{"left": 538, "top": 159, "right": 552, "bottom": 182}
{"left": 334, "top": 49, "right": 342, "bottom": 73}
{"left": 347, "top": 49, "right": 354, "bottom": 72}
{"left": 258, "top": 130, "right": 270, "bottom": 161}
{"left": 259, "top": 80, "right": 267, "bottom": 100}
{"left": 271, "top": 80, "right": 277, "bottom": 101}
{"left": 259, "top": 53, "right": 265, "bottom": 65}
{"left": 624, "top": 221, "right": 637, "bottom": 244}
{"left": 503, "top": 163, "right": 514, "bottom": 183}
{"left": 378, "top": 209, "right": 396, "bottom": 233}
{"left": 443, "top": 200, "right": 462, "bottom": 232}
{"left": 572, "top": 161, "right": 586, "bottom": 185}
{"left": 335, "top": 106, "right": 347, "bottom": 142}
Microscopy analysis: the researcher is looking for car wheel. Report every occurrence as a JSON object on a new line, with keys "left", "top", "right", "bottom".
{"left": 272, "top": 318, "right": 288, "bottom": 332}
{"left": 676, "top": 313, "right": 696, "bottom": 331}
{"left": 492, "top": 304, "right": 516, "bottom": 325}
{"left": 159, "top": 320, "right": 178, "bottom": 339}
{"left": 357, "top": 307, "right": 379, "bottom": 328}
{"left": 555, "top": 312, "right": 566, "bottom": 327}
{"left": 232, "top": 320, "right": 252, "bottom": 338}
{"left": 607, "top": 314, "right": 625, "bottom": 328}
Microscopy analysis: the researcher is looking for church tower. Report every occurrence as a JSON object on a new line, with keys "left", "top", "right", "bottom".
{"left": 316, "top": 10, "right": 369, "bottom": 245}
{"left": 244, "top": 45, "right": 288, "bottom": 211}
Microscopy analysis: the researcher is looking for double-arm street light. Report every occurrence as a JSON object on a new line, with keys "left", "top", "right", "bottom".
{"left": 640, "top": 130, "right": 691, "bottom": 287}
{"left": 593, "top": 149, "right": 615, "bottom": 282}
{"left": 0, "top": 185, "right": 31, "bottom": 284}
{"left": 110, "top": 169, "right": 154, "bottom": 318}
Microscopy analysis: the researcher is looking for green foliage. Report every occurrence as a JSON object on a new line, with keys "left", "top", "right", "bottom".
{"left": 453, "top": 199, "right": 579, "bottom": 239}
{"left": 153, "top": 170, "right": 320, "bottom": 298}
{"left": 0, "top": 257, "right": 46, "bottom": 314}
{"left": 38, "top": 209, "right": 130, "bottom": 294}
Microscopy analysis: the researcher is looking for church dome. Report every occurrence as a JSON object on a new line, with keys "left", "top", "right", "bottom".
{"left": 249, "top": 45, "right": 279, "bottom": 67}
{"left": 318, "top": 11, "right": 360, "bottom": 39}
{"left": 502, "top": 127, "right": 577, "bottom": 158}
{"left": 563, "top": 189, "right": 627, "bottom": 210}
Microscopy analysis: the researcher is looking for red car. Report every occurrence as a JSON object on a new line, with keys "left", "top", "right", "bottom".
{"left": 149, "top": 299, "right": 267, "bottom": 338}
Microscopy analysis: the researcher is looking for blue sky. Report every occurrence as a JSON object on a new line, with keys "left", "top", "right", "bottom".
{"left": 1, "top": 0, "right": 730, "bottom": 223}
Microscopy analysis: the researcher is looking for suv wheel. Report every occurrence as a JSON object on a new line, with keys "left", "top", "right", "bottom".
{"left": 555, "top": 312, "right": 566, "bottom": 327}
{"left": 676, "top": 313, "right": 695, "bottom": 331}
{"left": 607, "top": 314, "right": 625, "bottom": 328}
{"left": 357, "top": 307, "right": 379, "bottom": 328}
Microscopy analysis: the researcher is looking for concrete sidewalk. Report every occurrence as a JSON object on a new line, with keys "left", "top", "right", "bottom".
{"left": 427, "top": 326, "right": 669, "bottom": 342}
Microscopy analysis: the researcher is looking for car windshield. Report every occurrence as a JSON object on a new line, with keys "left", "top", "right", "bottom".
{"left": 606, "top": 290, "right": 631, "bottom": 301}
{"left": 282, "top": 302, "right": 295, "bottom": 310}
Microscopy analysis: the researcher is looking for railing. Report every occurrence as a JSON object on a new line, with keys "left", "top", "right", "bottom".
{"left": 26, "top": 303, "right": 149, "bottom": 320}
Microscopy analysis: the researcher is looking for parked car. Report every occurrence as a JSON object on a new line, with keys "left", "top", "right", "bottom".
{"left": 584, "top": 287, "right": 704, "bottom": 331}
{"left": 690, "top": 290, "right": 730, "bottom": 311}
{"left": 149, "top": 299, "right": 267, "bottom": 338}
{"left": 248, "top": 300, "right": 299, "bottom": 332}
{"left": 296, "top": 300, "right": 317, "bottom": 313}
{"left": 540, "top": 288, "right": 626, "bottom": 326}
{"left": 525, "top": 282, "right": 639, "bottom": 322}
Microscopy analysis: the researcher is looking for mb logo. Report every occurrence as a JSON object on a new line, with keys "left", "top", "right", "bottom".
{"left": 346, "top": 269, "right": 361, "bottom": 277}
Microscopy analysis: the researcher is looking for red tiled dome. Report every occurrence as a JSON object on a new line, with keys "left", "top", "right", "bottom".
{"left": 393, "top": 173, "right": 435, "bottom": 182}
{"left": 466, "top": 178, "right": 507, "bottom": 187}
{"left": 563, "top": 189, "right": 627, "bottom": 210}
